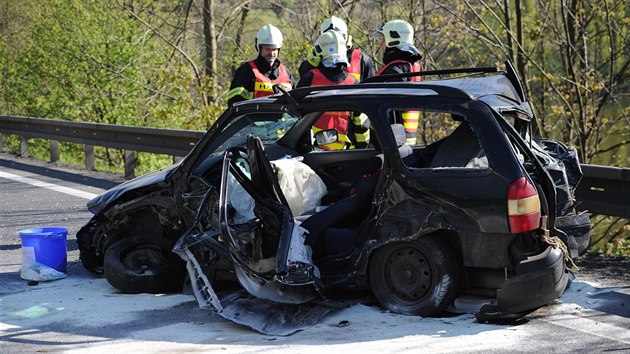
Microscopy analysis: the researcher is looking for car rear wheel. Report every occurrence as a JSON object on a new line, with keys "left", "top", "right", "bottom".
{"left": 368, "top": 236, "right": 459, "bottom": 316}
{"left": 104, "top": 235, "right": 186, "bottom": 294}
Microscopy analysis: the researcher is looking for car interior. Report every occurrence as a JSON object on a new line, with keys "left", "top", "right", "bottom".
{"left": 202, "top": 108, "right": 493, "bottom": 267}
{"left": 234, "top": 108, "right": 492, "bottom": 252}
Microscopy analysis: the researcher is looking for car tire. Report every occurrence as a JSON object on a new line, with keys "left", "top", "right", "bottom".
{"left": 368, "top": 235, "right": 459, "bottom": 316}
{"left": 104, "top": 235, "right": 186, "bottom": 294}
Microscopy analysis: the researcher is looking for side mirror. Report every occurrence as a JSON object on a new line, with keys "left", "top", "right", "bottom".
{"left": 314, "top": 129, "right": 338, "bottom": 147}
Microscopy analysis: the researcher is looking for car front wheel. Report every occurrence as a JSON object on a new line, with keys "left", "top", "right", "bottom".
{"left": 368, "top": 235, "right": 459, "bottom": 316}
{"left": 104, "top": 235, "right": 186, "bottom": 294}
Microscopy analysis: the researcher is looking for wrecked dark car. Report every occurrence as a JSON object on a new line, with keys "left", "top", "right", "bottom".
{"left": 77, "top": 62, "right": 590, "bottom": 333}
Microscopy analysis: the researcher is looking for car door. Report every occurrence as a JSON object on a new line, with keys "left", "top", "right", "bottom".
{"left": 218, "top": 135, "right": 321, "bottom": 303}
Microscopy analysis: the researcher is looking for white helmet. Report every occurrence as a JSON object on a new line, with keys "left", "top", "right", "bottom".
{"left": 377, "top": 20, "right": 419, "bottom": 56}
{"left": 255, "top": 24, "right": 283, "bottom": 50}
{"left": 320, "top": 16, "right": 348, "bottom": 41}
{"left": 313, "top": 31, "right": 348, "bottom": 68}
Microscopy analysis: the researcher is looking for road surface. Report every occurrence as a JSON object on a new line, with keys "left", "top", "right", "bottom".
{"left": 1, "top": 154, "right": 629, "bottom": 353}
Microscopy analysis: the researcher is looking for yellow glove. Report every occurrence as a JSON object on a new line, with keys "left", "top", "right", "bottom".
{"left": 307, "top": 46, "right": 321, "bottom": 67}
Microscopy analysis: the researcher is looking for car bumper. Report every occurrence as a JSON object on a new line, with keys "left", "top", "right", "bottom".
{"left": 476, "top": 245, "right": 568, "bottom": 321}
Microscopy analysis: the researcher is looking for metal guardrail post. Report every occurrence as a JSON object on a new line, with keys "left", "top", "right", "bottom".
{"left": 20, "top": 136, "right": 28, "bottom": 158}
{"left": 85, "top": 145, "right": 95, "bottom": 170}
{"left": 125, "top": 150, "right": 136, "bottom": 179}
{"left": 50, "top": 140, "right": 59, "bottom": 163}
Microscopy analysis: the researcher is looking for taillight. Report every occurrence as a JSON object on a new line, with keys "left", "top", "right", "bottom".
{"left": 507, "top": 177, "right": 541, "bottom": 233}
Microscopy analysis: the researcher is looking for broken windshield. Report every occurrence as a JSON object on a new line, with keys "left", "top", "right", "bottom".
{"left": 212, "top": 113, "right": 299, "bottom": 157}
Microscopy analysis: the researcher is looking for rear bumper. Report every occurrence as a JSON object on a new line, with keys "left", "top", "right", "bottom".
{"left": 476, "top": 245, "right": 568, "bottom": 321}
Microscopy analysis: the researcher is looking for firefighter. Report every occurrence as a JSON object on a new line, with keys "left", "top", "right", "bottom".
{"left": 297, "top": 31, "right": 369, "bottom": 149}
{"left": 298, "top": 16, "right": 375, "bottom": 82}
{"left": 227, "top": 24, "right": 295, "bottom": 106}
{"left": 375, "top": 19, "right": 422, "bottom": 145}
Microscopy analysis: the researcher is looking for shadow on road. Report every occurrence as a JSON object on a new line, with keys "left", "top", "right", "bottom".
{"left": 1, "top": 263, "right": 629, "bottom": 352}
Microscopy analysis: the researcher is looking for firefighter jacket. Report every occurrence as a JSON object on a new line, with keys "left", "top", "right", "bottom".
{"left": 298, "top": 47, "right": 375, "bottom": 82}
{"left": 297, "top": 66, "right": 369, "bottom": 149}
{"left": 376, "top": 49, "right": 423, "bottom": 145}
{"left": 227, "top": 55, "right": 294, "bottom": 106}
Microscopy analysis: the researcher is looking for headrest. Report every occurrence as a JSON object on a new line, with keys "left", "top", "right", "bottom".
{"left": 391, "top": 124, "right": 406, "bottom": 147}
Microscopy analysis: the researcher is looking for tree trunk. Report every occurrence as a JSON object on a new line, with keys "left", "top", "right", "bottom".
{"left": 503, "top": 0, "right": 514, "bottom": 63}
{"left": 512, "top": 0, "right": 539, "bottom": 134}
{"left": 233, "top": 0, "right": 252, "bottom": 74}
{"left": 203, "top": 0, "right": 217, "bottom": 102}
{"left": 234, "top": 1, "right": 251, "bottom": 50}
{"left": 514, "top": 0, "right": 525, "bottom": 84}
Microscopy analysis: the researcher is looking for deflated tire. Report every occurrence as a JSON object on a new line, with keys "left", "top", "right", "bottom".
{"left": 369, "top": 235, "right": 460, "bottom": 316}
{"left": 104, "top": 235, "right": 186, "bottom": 294}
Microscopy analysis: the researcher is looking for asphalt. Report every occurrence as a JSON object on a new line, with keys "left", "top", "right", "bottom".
{"left": 1, "top": 153, "right": 629, "bottom": 353}
{"left": 0, "top": 153, "right": 122, "bottom": 294}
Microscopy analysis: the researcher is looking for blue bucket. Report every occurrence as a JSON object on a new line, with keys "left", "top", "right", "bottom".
{"left": 19, "top": 227, "right": 68, "bottom": 273}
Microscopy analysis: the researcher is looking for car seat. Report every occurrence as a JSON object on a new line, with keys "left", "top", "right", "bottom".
{"left": 301, "top": 172, "right": 378, "bottom": 258}
{"left": 429, "top": 121, "right": 484, "bottom": 168}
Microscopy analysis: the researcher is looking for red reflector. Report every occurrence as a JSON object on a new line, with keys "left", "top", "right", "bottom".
{"left": 508, "top": 177, "right": 541, "bottom": 233}
{"left": 509, "top": 212, "right": 541, "bottom": 233}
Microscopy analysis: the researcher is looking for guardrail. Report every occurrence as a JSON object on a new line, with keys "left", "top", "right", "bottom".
{"left": 575, "top": 164, "right": 630, "bottom": 219}
{"left": 0, "top": 115, "right": 204, "bottom": 179}
{"left": 1, "top": 115, "right": 628, "bottom": 219}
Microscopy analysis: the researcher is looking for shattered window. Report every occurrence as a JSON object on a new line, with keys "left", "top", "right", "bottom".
{"left": 213, "top": 113, "right": 298, "bottom": 156}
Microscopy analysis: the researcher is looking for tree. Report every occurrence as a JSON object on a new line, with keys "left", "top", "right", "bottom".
{"left": 2, "top": 0, "right": 628, "bottom": 169}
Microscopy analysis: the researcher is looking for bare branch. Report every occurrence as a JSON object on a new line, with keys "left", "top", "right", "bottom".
{"left": 588, "top": 140, "right": 630, "bottom": 159}
{"left": 115, "top": 0, "right": 203, "bottom": 92}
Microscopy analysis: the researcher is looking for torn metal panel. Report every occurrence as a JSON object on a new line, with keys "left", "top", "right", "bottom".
{"left": 217, "top": 291, "right": 341, "bottom": 336}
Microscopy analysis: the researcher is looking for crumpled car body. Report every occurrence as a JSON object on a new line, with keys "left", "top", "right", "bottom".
{"left": 77, "top": 62, "right": 591, "bottom": 334}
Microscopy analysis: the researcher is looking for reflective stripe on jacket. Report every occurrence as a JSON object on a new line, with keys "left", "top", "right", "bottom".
{"left": 227, "top": 86, "right": 252, "bottom": 101}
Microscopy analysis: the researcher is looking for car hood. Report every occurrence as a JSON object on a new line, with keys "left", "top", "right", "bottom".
{"left": 87, "top": 163, "right": 179, "bottom": 214}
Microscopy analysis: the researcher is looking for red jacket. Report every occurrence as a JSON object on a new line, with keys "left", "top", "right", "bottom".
{"left": 248, "top": 60, "right": 292, "bottom": 98}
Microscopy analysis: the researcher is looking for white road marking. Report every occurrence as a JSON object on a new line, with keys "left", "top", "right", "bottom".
{"left": 0, "top": 170, "right": 98, "bottom": 200}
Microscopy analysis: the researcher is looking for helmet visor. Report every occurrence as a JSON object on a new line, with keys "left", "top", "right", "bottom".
{"left": 321, "top": 54, "right": 349, "bottom": 68}
{"left": 395, "top": 43, "right": 420, "bottom": 56}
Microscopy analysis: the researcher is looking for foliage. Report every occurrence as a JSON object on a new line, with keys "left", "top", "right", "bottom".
{"left": 0, "top": 0, "right": 627, "bottom": 247}
{"left": 0, "top": 0, "right": 217, "bottom": 168}
{"left": 590, "top": 215, "right": 630, "bottom": 255}
{"left": 593, "top": 238, "right": 630, "bottom": 257}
